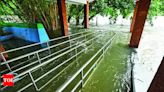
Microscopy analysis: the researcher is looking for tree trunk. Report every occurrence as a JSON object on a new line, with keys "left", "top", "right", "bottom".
{"left": 68, "top": 16, "right": 72, "bottom": 23}
{"left": 76, "top": 16, "right": 80, "bottom": 25}
{"left": 82, "top": 15, "right": 95, "bottom": 25}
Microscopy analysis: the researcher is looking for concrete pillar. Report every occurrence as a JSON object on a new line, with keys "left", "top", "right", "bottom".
{"left": 57, "top": 0, "right": 69, "bottom": 36}
{"left": 148, "top": 57, "right": 164, "bottom": 92}
{"left": 129, "top": 0, "right": 151, "bottom": 48}
{"left": 84, "top": 1, "right": 89, "bottom": 28}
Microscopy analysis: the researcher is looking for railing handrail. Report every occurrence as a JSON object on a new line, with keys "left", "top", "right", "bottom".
{"left": 1, "top": 31, "right": 116, "bottom": 92}
{"left": 56, "top": 33, "right": 116, "bottom": 92}
{"left": 1, "top": 31, "right": 88, "bottom": 54}
{"left": 13, "top": 33, "right": 100, "bottom": 79}
{"left": 0, "top": 31, "right": 99, "bottom": 89}
{"left": 16, "top": 35, "right": 97, "bottom": 92}
{"left": 2, "top": 37, "right": 88, "bottom": 74}
{"left": 1, "top": 32, "right": 93, "bottom": 65}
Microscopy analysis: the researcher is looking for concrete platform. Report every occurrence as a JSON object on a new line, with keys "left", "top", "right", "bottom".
{"left": 133, "top": 27, "right": 164, "bottom": 92}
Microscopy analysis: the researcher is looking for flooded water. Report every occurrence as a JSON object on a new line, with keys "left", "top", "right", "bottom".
{"left": 82, "top": 32, "right": 132, "bottom": 92}
{"left": 2, "top": 25, "right": 162, "bottom": 92}
{"left": 1, "top": 26, "right": 133, "bottom": 92}
{"left": 41, "top": 30, "right": 117, "bottom": 92}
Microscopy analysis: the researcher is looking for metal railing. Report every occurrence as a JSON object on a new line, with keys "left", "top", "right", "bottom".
{"left": 0, "top": 31, "right": 102, "bottom": 92}
{"left": 0, "top": 31, "right": 91, "bottom": 74}
{"left": 56, "top": 33, "right": 117, "bottom": 92}
{"left": 18, "top": 33, "right": 100, "bottom": 92}
{"left": 1, "top": 31, "right": 88, "bottom": 56}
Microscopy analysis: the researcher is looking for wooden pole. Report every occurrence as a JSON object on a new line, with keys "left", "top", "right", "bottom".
{"left": 57, "top": 0, "right": 69, "bottom": 36}
{"left": 129, "top": 0, "right": 151, "bottom": 48}
{"left": 84, "top": 1, "right": 89, "bottom": 28}
{"left": 130, "top": 1, "right": 139, "bottom": 33}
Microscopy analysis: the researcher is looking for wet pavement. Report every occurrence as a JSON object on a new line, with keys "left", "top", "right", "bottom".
{"left": 133, "top": 27, "right": 164, "bottom": 92}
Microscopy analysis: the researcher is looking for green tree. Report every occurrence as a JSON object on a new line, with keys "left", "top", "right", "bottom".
{"left": 67, "top": 0, "right": 134, "bottom": 25}
{"left": 148, "top": 0, "right": 164, "bottom": 26}
{"left": 0, "top": 0, "right": 61, "bottom": 38}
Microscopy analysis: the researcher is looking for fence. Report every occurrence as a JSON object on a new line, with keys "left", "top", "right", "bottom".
{"left": 56, "top": 33, "right": 116, "bottom": 92}
{"left": 1, "top": 30, "right": 107, "bottom": 92}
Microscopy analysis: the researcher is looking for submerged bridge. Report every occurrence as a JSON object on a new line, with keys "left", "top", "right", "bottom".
{"left": 1, "top": 30, "right": 117, "bottom": 92}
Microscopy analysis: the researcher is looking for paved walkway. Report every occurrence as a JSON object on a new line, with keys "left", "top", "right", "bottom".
{"left": 133, "top": 28, "right": 164, "bottom": 92}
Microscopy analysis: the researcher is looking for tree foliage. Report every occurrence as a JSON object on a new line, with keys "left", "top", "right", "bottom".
{"left": 0, "top": 0, "right": 164, "bottom": 34}
{"left": 67, "top": 0, "right": 164, "bottom": 25}
{"left": 67, "top": 0, "right": 134, "bottom": 25}
{"left": 0, "top": 0, "right": 60, "bottom": 38}
{"left": 148, "top": 0, "right": 164, "bottom": 25}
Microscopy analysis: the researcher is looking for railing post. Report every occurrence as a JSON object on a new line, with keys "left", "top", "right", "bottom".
{"left": 103, "top": 48, "right": 105, "bottom": 59}
{"left": 85, "top": 35, "right": 87, "bottom": 42}
{"left": 68, "top": 35, "right": 72, "bottom": 49}
{"left": 36, "top": 53, "right": 43, "bottom": 71}
{"left": 29, "top": 72, "right": 39, "bottom": 91}
{"left": 28, "top": 55, "right": 31, "bottom": 60}
{"left": 75, "top": 47, "right": 78, "bottom": 61}
{"left": 81, "top": 70, "right": 84, "bottom": 88}
{"left": 46, "top": 42, "right": 51, "bottom": 54}
{"left": 1, "top": 53, "right": 12, "bottom": 72}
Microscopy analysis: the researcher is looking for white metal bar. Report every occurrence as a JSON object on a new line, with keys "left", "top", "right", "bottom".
{"left": 36, "top": 53, "right": 41, "bottom": 64}
{"left": 1, "top": 32, "right": 93, "bottom": 65}
{"left": 66, "top": 0, "right": 87, "bottom": 4}
{"left": 0, "top": 32, "right": 97, "bottom": 84}
{"left": 14, "top": 34, "right": 97, "bottom": 92}
{"left": 56, "top": 33, "right": 116, "bottom": 92}
{"left": 14, "top": 34, "right": 99, "bottom": 80}
{"left": 35, "top": 48, "right": 83, "bottom": 83}
{"left": 11, "top": 59, "right": 39, "bottom": 73}
{"left": 38, "top": 48, "right": 86, "bottom": 91}
{"left": 28, "top": 72, "right": 39, "bottom": 91}
{"left": 3, "top": 38, "right": 86, "bottom": 74}
{"left": 3, "top": 36, "right": 91, "bottom": 80}
{"left": 0, "top": 31, "right": 103, "bottom": 91}
{"left": 38, "top": 42, "right": 95, "bottom": 91}
{"left": 1, "top": 53, "right": 12, "bottom": 71}
{"left": 1, "top": 31, "right": 89, "bottom": 70}
{"left": 84, "top": 53, "right": 103, "bottom": 79}
{"left": 72, "top": 49, "right": 103, "bottom": 92}
{"left": 75, "top": 47, "right": 77, "bottom": 61}
{"left": 83, "top": 53, "right": 104, "bottom": 87}
{"left": 34, "top": 36, "right": 96, "bottom": 83}
{"left": 83, "top": 34, "right": 116, "bottom": 81}
{"left": 81, "top": 70, "right": 84, "bottom": 87}
{"left": 68, "top": 35, "right": 72, "bottom": 48}
{"left": 40, "top": 39, "right": 86, "bottom": 62}
{"left": 46, "top": 42, "right": 51, "bottom": 54}
{"left": 1, "top": 31, "right": 88, "bottom": 54}
{"left": 36, "top": 53, "right": 44, "bottom": 71}
{"left": 71, "top": 80, "right": 82, "bottom": 92}
{"left": 1, "top": 31, "right": 116, "bottom": 90}
{"left": 17, "top": 82, "right": 33, "bottom": 92}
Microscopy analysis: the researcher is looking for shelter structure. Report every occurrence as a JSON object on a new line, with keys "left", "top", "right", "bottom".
{"left": 57, "top": 0, "right": 92, "bottom": 36}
